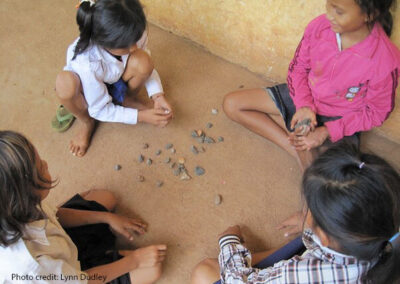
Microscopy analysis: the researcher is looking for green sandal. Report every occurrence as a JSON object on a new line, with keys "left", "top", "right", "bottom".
{"left": 51, "top": 105, "right": 75, "bottom": 132}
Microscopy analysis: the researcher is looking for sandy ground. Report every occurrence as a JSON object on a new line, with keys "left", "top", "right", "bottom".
{"left": 1, "top": 1, "right": 399, "bottom": 283}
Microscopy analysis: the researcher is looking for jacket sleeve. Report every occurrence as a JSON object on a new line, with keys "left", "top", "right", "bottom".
{"left": 77, "top": 64, "right": 138, "bottom": 124}
{"left": 287, "top": 21, "right": 316, "bottom": 113}
{"left": 325, "top": 69, "right": 398, "bottom": 142}
{"left": 218, "top": 235, "right": 282, "bottom": 284}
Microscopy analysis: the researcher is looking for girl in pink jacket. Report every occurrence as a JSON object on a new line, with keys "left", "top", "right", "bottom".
{"left": 223, "top": 0, "right": 400, "bottom": 171}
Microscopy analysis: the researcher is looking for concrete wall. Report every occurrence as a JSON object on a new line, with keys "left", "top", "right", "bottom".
{"left": 141, "top": 0, "right": 400, "bottom": 82}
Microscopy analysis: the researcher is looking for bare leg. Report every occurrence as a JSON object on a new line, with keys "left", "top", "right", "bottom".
{"left": 118, "top": 250, "right": 163, "bottom": 284}
{"left": 223, "top": 89, "right": 296, "bottom": 158}
{"left": 80, "top": 189, "right": 117, "bottom": 212}
{"left": 190, "top": 250, "right": 277, "bottom": 284}
{"left": 122, "top": 49, "right": 155, "bottom": 110}
{"left": 55, "top": 71, "right": 95, "bottom": 157}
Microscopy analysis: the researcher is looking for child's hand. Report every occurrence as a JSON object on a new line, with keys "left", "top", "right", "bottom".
{"left": 152, "top": 93, "right": 173, "bottom": 115}
{"left": 276, "top": 211, "right": 306, "bottom": 238}
{"left": 289, "top": 126, "right": 329, "bottom": 151}
{"left": 129, "top": 245, "right": 167, "bottom": 268}
{"left": 290, "top": 107, "right": 317, "bottom": 131}
{"left": 138, "top": 108, "right": 172, "bottom": 127}
{"left": 219, "top": 225, "right": 244, "bottom": 242}
{"left": 107, "top": 214, "right": 147, "bottom": 241}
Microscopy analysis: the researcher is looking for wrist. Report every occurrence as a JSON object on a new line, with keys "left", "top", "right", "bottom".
{"left": 101, "top": 211, "right": 113, "bottom": 224}
{"left": 151, "top": 93, "right": 164, "bottom": 100}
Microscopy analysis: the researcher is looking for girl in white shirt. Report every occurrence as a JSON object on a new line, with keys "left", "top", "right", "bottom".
{"left": 56, "top": 0, "right": 173, "bottom": 157}
{"left": 0, "top": 130, "right": 167, "bottom": 283}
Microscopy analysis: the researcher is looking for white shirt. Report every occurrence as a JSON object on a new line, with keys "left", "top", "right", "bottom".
{"left": 64, "top": 31, "right": 163, "bottom": 124}
{"left": 0, "top": 201, "right": 87, "bottom": 283}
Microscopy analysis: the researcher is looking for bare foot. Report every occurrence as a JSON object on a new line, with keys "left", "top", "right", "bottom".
{"left": 69, "top": 118, "right": 95, "bottom": 157}
{"left": 122, "top": 95, "right": 153, "bottom": 110}
{"left": 276, "top": 210, "right": 307, "bottom": 238}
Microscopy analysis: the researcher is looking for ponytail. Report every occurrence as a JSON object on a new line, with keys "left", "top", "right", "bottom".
{"left": 72, "top": 1, "right": 95, "bottom": 60}
{"left": 366, "top": 237, "right": 400, "bottom": 283}
{"left": 376, "top": 10, "right": 393, "bottom": 37}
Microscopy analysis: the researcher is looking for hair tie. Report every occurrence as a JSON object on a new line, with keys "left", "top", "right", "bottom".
{"left": 76, "top": 0, "right": 96, "bottom": 8}
{"left": 359, "top": 162, "right": 365, "bottom": 169}
{"left": 389, "top": 232, "right": 400, "bottom": 244}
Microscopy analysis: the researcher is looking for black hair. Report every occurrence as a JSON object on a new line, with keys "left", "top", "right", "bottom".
{"left": 0, "top": 131, "right": 55, "bottom": 247}
{"left": 355, "top": 0, "right": 396, "bottom": 36}
{"left": 303, "top": 141, "right": 400, "bottom": 284}
{"left": 73, "top": 0, "right": 147, "bottom": 59}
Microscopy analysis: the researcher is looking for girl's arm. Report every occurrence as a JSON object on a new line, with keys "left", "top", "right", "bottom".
{"left": 325, "top": 71, "right": 398, "bottom": 142}
{"left": 57, "top": 208, "right": 146, "bottom": 240}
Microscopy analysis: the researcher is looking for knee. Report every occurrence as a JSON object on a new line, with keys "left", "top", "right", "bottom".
{"left": 191, "top": 259, "right": 217, "bottom": 284}
{"left": 222, "top": 92, "right": 240, "bottom": 119}
{"left": 126, "top": 49, "right": 154, "bottom": 78}
{"left": 55, "top": 71, "right": 80, "bottom": 100}
{"left": 83, "top": 189, "right": 117, "bottom": 212}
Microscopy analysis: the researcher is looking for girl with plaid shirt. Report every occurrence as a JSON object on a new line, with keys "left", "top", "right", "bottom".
{"left": 191, "top": 142, "right": 400, "bottom": 284}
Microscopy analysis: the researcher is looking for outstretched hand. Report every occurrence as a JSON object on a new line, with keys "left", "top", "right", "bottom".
{"left": 289, "top": 126, "right": 329, "bottom": 151}
{"left": 107, "top": 214, "right": 147, "bottom": 241}
{"left": 130, "top": 245, "right": 168, "bottom": 268}
{"left": 290, "top": 107, "right": 317, "bottom": 132}
{"left": 153, "top": 93, "right": 173, "bottom": 114}
{"left": 138, "top": 108, "right": 172, "bottom": 127}
{"left": 276, "top": 211, "right": 306, "bottom": 238}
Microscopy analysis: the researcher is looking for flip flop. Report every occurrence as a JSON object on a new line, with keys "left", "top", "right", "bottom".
{"left": 51, "top": 105, "right": 75, "bottom": 132}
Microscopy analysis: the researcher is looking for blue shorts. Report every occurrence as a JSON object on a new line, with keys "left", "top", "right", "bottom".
{"left": 266, "top": 83, "right": 360, "bottom": 146}
{"left": 214, "top": 237, "right": 305, "bottom": 284}
{"left": 106, "top": 78, "right": 128, "bottom": 104}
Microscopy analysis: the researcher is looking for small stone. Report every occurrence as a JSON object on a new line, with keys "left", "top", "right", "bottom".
{"left": 178, "top": 157, "right": 185, "bottom": 164}
{"left": 170, "top": 148, "right": 176, "bottom": 154}
{"left": 165, "top": 143, "right": 173, "bottom": 150}
{"left": 196, "top": 130, "right": 203, "bottom": 137}
{"left": 214, "top": 194, "right": 222, "bottom": 205}
{"left": 239, "top": 85, "right": 244, "bottom": 89}
{"left": 217, "top": 136, "right": 224, "bottom": 142}
{"left": 138, "top": 154, "right": 144, "bottom": 163}
{"left": 178, "top": 163, "right": 185, "bottom": 170}
{"left": 173, "top": 167, "right": 181, "bottom": 176}
{"left": 191, "top": 130, "right": 198, "bottom": 138}
{"left": 191, "top": 145, "right": 199, "bottom": 155}
{"left": 196, "top": 136, "right": 205, "bottom": 144}
{"left": 200, "top": 146, "right": 206, "bottom": 153}
{"left": 143, "top": 143, "right": 149, "bottom": 149}
{"left": 164, "top": 157, "right": 171, "bottom": 164}
{"left": 206, "top": 122, "right": 213, "bottom": 129}
{"left": 194, "top": 166, "right": 205, "bottom": 176}
{"left": 294, "top": 118, "right": 311, "bottom": 135}
{"left": 155, "top": 150, "right": 162, "bottom": 156}
{"left": 180, "top": 169, "right": 192, "bottom": 180}
{"left": 114, "top": 164, "right": 121, "bottom": 171}
{"left": 146, "top": 158, "right": 152, "bottom": 166}
{"left": 156, "top": 180, "right": 164, "bottom": 187}
{"left": 204, "top": 136, "right": 215, "bottom": 144}
{"left": 211, "top": 108, "right": 218, "bottom": 115}
{"left": 137, "top": 175, "right": 145, "bottom": 182}
{"left": 170, "top": 162, "right": 176, "bottom": 169}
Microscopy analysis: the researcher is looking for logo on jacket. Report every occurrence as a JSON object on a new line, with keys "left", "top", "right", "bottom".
{"left": 345, "top": 84, "right": 364, "bottom": 102}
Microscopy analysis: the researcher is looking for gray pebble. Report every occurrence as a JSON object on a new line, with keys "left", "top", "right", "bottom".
{"left": 217, "top": 136, "right": 224, "bottom": 142}
{"left": 155, "top": 150, "right": 162, "bottom": 156}
{"left": 206, "top": 122, "right": 213, "bottom": 129}
{"left": 214, "top": 194, "right": 222, "bottom": 205}
{"left": 170, "top": 148, "right": 176, "bottom": 154}
{"left": 178, "top": 163, "right": 185, "bottom": 170}
{"left": 164, "top": 157, "right": 171, "bottom": 164}
{"left": 137, "top": 175, "right": 145, "bottom": 182}
{"left": 191, "top": 145, "right": 199, "bottom": 154}
{"left": 138, "top": 154, "right": 144, "bottom": 163}
{"left": 170, "top": 162, "right": 176, "bottom": 169}
{"left": 191, "top": 130, "right": 198, "bottom": 138}
{"left": 165, "top": 143, "right": 173, "bottom": 150}
{"left": 143, "top": 143, "right": 149, "bottom": 149}
{"left": 211, "top": 108, "right": 218, "bottom": 115}
{"left": 195, "top": 166, "right": 205, "bottom": 176}
{"left": 156, "top": 180, "right": 164, "bottom": 187}
{"left": 146, "top": 158, "right": 152, "bottom": 166}
{"left": 114, "top": 164, "right": 121, "bottom": 171}
{"left": 196, "top": 136, "right": 205, "bottom": 144}
{"left": 204, "top": 136, "right": 215, "bottom": 144}
{"left": 173, "top": 167, "right": 181, "bottom": 176}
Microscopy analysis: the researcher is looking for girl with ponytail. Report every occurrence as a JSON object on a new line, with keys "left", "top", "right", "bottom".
{"left": 56, "top": 0, "right": 173, "bottom": 157}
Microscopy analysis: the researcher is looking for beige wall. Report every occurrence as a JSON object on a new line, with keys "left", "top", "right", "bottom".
{"left": 142, "top": 0, "right": 400, "bottom": 82}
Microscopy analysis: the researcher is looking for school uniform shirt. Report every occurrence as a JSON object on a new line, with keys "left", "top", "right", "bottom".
{"left": 0, "top": 201, "right": 87, "bottom": 283}
{"left": 287, "top": 14, "right": 400, "bottom": 142}
{"left": 63, "top": 30, "right": 163, "bottom": 125}
{"left": 218, "top": 229, "right": 372, "bottom": 284}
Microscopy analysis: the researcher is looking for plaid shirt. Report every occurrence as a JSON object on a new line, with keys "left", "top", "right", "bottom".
{"left": 218, "top": 229, "right": 372, "bottom": 284}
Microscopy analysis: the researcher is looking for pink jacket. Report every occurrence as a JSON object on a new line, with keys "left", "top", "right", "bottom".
{"left": 287, "top": 15, "right": 400, "bottom": 142}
